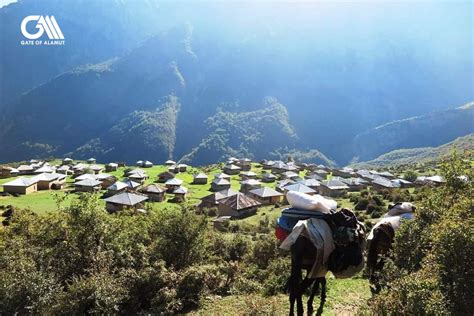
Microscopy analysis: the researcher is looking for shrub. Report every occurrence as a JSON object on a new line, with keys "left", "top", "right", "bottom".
{"left": 369, "top": 151, "right": 474, "bottom": 315}
{"left": 355, "top": 198, "right": 369, "bottom": 210}
{"left": 404, "top": 170, "right": 418, "bottom": 182}
{"left": 251, "top": 235, "right": 279, "bottom": 269}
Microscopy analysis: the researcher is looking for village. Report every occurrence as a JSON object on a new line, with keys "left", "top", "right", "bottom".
{"left": 0, "top": 156, "right": 445, "bottom": 228}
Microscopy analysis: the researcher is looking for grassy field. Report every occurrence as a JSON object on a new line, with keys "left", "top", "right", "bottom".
{"left": 191, "top": 276, "right": 371, "bottom": 315}
{"left": 0, "top": 162, "right": 361, "bottom": 218}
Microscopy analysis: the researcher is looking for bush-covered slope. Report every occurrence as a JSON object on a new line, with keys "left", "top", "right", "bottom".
{"left": 180, "top": 98, "right": 299, "bottom": 164}
{"left": 70, "top": 96, "right": 180, "bottom": 161}
{"left": 352, "top": 103, "right": 474, "bottom": 162}
{"left": 351, "top": 133, "right": 474, "bottom": 168}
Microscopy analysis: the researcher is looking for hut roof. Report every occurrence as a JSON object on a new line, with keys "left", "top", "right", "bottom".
{"left": 372, "top": 178, "right": 398, "bottom": 188}
{"left": 224, "top": 164, "right": 241, "bottom": 170}
{"left": 95, "top": 173, "right": 116, "bottom": 180}
{"left": 282, "top": 171, "right": 299, "bottom": 178}
{"left": 90, "top": 164, "right": 104, "bottom": 171}
{"left": 218, "top": 193, "right": 261, "bottom": 210}
{"left": 104, "top": 192, "right": 148, "bottom": 206}
{"left": 2, "top": 177, "right": 38, "bottom": 187}
{"left": 165, "top": 178, "right": 183, "bottom": 186}
{"left": 143, "top": 184, "right": 166, "bottom": 193}
{"left": 262, "top": 173, "right": 277, "bottom": 179}
{"left": 75, "top": 174, "right": 96, "bottom": 181}
{"left": 32, "top": 173, "right": 65, "bottom": 182}
{"left": 128, "top": 169, "right": 147, "bottom": 178}
{"left": 297, "top": 178, "right": 321, "bottom": 187}
{"left": 240, "top": 171, "right": 257, "bottom": 176}
{"left": 34, "top": 165, "right": 55, "bottom": 173}
{"left": 173, "top": 186, "right": 188, "bottom": 194}
{"left": 194, "top": 173, "right": 208, "bottom": 179}
{"left": 283, "top": 183, "right": 316, "bottom": 194}
{"left": 241, "top": 179, "right": 261, "bottom": 185}
{"left": 75, "top": 179, "right": 102, "bottom": 187}
{"left": 17, "top": 165, "right": 34, "bottom": 171}
{"left": 214, "top": 173, "right": 231, "bottom": 179}
{"left": 123, "top": 179, "right": 141, "bottom": 189}
{"left": 249, "top": 187, "right": 283, "bottom": 198}
{"left": 212, "top": 178, "right": 231, "bottom": 185}
{"left": 321, "top": 179, "right": 349, "bottom": 189}
{"left": 107, "top": 181, "right": 128, "bottom": 191}
{"left": 201, "top": 188, "right": 238, "bottom": 204}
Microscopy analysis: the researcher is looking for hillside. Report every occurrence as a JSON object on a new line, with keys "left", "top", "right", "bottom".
{"left": 1, "top": 1, "right": 473, "bottom": 165}
{"left": 352, "top": 103, "right": 474, "bottom": 162}
{"left": 0, "top": 0, "right": 169, "bottom": 107}
{"left": 351, "top": 133, "right": 474, "bottom": 168}
{"left": 69, "top": 96, "right": 180, "bottom": 161}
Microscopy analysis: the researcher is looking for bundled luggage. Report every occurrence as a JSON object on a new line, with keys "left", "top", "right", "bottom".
{"left": 386, "top": 202, "right": 416, "bottom": 217}
{"left": 286, "top": 191, "right": 337, "bottom": 214}
{"left": 276, "top": 192, "right": 366, "bottom": 279}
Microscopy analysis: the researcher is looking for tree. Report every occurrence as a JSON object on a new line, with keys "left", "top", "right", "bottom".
{"left": 404, "top": 170, "right": 418, "bottom": 182}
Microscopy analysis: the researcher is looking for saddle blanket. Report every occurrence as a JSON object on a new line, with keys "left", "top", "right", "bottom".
{"left": 280, "top": 218, "right": 335, "bottom": 278}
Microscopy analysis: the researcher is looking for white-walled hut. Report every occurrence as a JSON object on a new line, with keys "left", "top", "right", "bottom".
{"left": 193, "top": 173, "right": 208, "bottom": 184}
{"left": 74, "top": 179, "right": 102, "bottom": 192}
{"left": 2, "top": 177, "right": 38, "bottom": 195}
{"left": 218, "top": 193, "right": 262, "bottom": 219}
{"left": 141, "top": 184, "right": 166, "bottom": 202}
{"left": 223, "top": 164, "right": 241, "bottom": 175}
{"left": 165, "top": 178, "right": 183, "bottom": 193}
{"left": 104, "top": 192, "right": 148, "bottom": 213}
{"left": 248, "top": 187, "right": 283, "bottom": 205}
{"left": 211, "top": 177, "right": 231, "bottom": 192}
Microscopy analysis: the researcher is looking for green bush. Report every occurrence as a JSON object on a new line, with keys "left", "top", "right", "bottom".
{"left": 355, "top": 198, "right": 369, "bottom": 210}
{"left": 404, "top": 170, "right": 418, "bottom": 183}
{"left": 369, "top": 151, "right": 474, "bottom": 315}
{"left": 251, "top": 235, "right": 279, "bottom": 269}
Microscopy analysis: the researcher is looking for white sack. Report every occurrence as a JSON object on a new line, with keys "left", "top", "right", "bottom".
{"left": 367, "top": 213, "right": 413, "bottom": 240}
{"left": 286, "top": 191, "right": 337, "bottom": 214}
{"left": 387, "top": 202, "right": 415, "bottom": 216}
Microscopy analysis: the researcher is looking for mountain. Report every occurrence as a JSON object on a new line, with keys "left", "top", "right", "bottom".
{"left": 0, "top": 0, "right": 174, "bottom": 108}
{"left": 0, "top": 1, "right": 472, "bottom": 164}
{"left": 69, "top": 96, "right": 180, "bottom": 162}
{"left": 351, "top": 103, "right": 474, "bottom": 162}
{"left": 351, "top": 133, "right": 474, "bottom": 169}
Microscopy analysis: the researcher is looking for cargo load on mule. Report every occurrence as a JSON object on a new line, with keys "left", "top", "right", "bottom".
{"left": 276, "top": 191, "right": 366, "bottom": 315}
{"left": 277, "top": 191, "right": 366, "bottom": 278}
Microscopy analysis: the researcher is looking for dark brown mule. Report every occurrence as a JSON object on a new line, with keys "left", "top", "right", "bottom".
{"left": 288, "top": 236, "right": 326, "bottom": 316}
{"left": 366, "top": 223, "right": 394, "bottom": 293}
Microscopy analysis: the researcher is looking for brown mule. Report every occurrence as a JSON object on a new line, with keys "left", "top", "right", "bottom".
{"left": 367, "top": 223, "right": 394, "bottom": 293}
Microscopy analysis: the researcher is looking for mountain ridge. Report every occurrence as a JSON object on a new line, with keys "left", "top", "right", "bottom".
{"left": 351, "top": 133, "right": 474, "bottom": 169}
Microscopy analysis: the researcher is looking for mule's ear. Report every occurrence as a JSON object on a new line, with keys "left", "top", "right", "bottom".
{"left": 388, "top": 203, "right": 395, "bottom": 210}
{"left": 412, "top": 205, "right": 417, "bottom": 212}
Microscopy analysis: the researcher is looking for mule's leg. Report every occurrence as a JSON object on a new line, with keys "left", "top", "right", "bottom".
{"left": 307, "top": 278, "right": 320, "bottom": 315}
{"left": 289, "top": 241, "right": 304, "bottom": 316}
{"left": 320, "top": 277, "right": 327, "bottom": 301}
{"left": 289, "top": 283, "right": 296, "bottom": 316}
